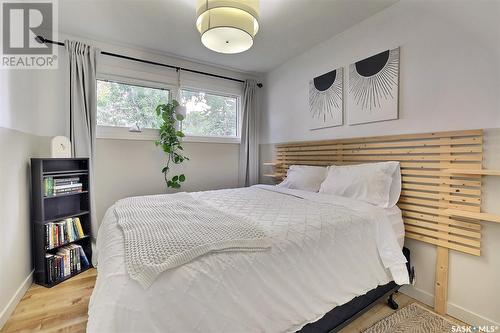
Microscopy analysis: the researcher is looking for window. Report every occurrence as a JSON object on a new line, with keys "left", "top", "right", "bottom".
{"left": 180, "top": 89, "right": 239, "bottom": 138}
{"left": 97, "top": 80, "right": 170, "bottom": 129}
{"left": 96, "top": 78, "right": 240, "bottom": 143}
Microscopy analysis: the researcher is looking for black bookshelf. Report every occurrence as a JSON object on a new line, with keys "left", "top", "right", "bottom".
{"left": 31, "top": 158, "right": 92, "bottom": 287}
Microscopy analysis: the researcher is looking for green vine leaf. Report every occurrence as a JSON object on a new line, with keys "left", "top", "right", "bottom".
{"left": 156, "top": 99, "right": 188, "bottom": 190}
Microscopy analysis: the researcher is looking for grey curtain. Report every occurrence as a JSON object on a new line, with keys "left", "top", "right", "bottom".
{"left": 239, "top": 80, "right": 259, "bottom": 187}
{"left": 65, "top": 40, "right": 100, "bottom": 259}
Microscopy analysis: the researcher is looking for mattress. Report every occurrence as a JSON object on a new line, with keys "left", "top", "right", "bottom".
{"left": 87, "top": 185, "right": 408, "bottom": 333}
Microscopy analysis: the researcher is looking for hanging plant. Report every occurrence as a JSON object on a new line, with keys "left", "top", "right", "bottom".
{"left": 155, "top": 100, "right": 189, "bottom": 189}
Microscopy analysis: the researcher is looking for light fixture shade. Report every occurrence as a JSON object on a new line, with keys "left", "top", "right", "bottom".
{"left": 196, "top": 0, "right": 259, "bottom": 54}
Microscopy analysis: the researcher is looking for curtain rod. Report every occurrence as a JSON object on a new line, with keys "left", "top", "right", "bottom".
{"left": 36, "top": 36, "right": 263, "bottom": 88}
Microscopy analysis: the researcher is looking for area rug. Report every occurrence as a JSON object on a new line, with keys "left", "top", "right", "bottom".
{"left": 363, "top": 303, "right": 459, "bottom": 333}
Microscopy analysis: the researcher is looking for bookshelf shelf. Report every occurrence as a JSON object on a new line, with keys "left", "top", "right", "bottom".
{"left": 37, "top": 266, "right": 92, "bottom": 288}
{"left": 46, "top": 235, "right": 91, "bottom": 251}
{"left": 262, "top": 162, "right": 282, "bottom": 183}
{"left": 43, "top": 191, "right": 89, "bottom": 200}
{"left": 39, "top": 210, "right": 90, "bottom": 223}
{"left": 43, "top": 169, "right": 89, "bottom": 175}
{"left": 445, "top": 209, "right": 500, "bottom": 224}
{"left": 444, "top": 169, "right": 500, "bottom": 176}
{"left": 31, "top": 158, "right": 93, "bottom": 288}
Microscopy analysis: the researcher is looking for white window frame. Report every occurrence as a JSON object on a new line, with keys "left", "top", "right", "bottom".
{"left": 179, "top": 86, "right": 241, "bottom": 143}
{"left": 96, "top": 74, "right": 173, "bottom": 140}
{"left": 96, "top": 74, "right": 242, "bottom": 144}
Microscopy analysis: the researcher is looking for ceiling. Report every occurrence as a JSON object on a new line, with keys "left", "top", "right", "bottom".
{"left": 58, "top": 0, "right": 398, "bottom": 74}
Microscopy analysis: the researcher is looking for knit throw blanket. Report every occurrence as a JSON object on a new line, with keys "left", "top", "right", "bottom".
{"left": 115, "top": 193, "right": 271, "bottom": 288}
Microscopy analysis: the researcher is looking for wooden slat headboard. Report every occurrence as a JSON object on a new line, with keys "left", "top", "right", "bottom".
{"left": 274, "top": 129, "right": 483, "bottom": 256}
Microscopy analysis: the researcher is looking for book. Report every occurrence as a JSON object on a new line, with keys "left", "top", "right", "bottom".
{"left": 72, "top": 220, "right": 79, "bottom": 240}
{"left": 57, "top": 221, "right": 65, "bottom": 244}
{"left": 44, "top": 178, "right": 82, "bottom": 196}
{"left": 57, "top": 255, "right": 63, "bottom": 279}
{"left": 45, "top": 224, "right": 51, "bottom": 249}
{"left": 65, "top": 218, "right": 75, "bottom": 242}
{"left": 52, "top": 254, "right": 62, "bottom": 282}
{"left": 78, "top": 246, "right": 89, "bottom": 267}
{"left": 53, "top": 188, "right": 83, "bottom": 194}
{"left": 70, "top": 247, "right": 74, "bottom": 273}
{"left": 53, "top": 183, "right": 83, "bottom": 190}
{"left": 46, "top": 180, "right": 83, "bottom": 197}
{"left": 52, "top": 189, "right": 83, "bottom": 196}
{"left": 45, "top": 218, "right": 87, "bottom": 249}
{"left": 54, "top": 223, "right": 59, "bottom": 246}
{"left": 45, "top": 254, "right": 54, "bottom": 283}
{"left": 54, "top": 177, "right": 80, "bottom": 186}
{"left": 44, "top": 177, "right": 54, "bottom": 196}
{"left": 70, "top": 245, "right": 81, "bottom": 271}
{"left": 57, "top": 247, "right": 71, "bottom": 277}
{"left": 46, "top": 244, "right": 87, "bottom": 283}
{"left": 74, "top": 218, "right": 85, "bottom": 238}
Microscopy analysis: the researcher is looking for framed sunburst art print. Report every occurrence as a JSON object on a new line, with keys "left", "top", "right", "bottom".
{"left": 309, "top": 67, "right": 343, "bottom": 130}
{"left": 348, "top": 47, "right": 400, "bottom": 125}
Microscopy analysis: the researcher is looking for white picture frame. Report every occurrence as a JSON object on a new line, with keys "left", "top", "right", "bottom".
{"left": 348, "top": 47, "right": 400, "bottom": 125}
{"left": 309, "top": 67, "right": 343, "bottom": 130}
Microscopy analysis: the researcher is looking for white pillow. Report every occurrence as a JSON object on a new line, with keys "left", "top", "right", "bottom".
{"left": 319, "top": 162, "right": 401, "bottom": 207}
{"left": 278, "top": 165, "right": 327, "bottom": 192}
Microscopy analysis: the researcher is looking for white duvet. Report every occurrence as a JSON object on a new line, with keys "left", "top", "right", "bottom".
{"left": 88, "top": 185, "right": 408, "bottom": 333}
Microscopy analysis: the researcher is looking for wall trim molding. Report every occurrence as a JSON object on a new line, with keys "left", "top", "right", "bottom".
{"left": 96, "top": 126, "right": 240, "bottom": 144}
{"left": 400, "top": 285, "right": 499, "bottom": 327}
{"left": 0, "top": 270, "right": 33, "bottom": 330}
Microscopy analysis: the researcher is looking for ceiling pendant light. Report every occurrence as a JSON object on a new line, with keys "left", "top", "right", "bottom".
{"left": 196, "top": 0, "right": 259, "bottom": 54}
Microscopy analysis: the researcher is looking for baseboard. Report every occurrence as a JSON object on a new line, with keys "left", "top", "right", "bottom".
{"left": 0, "top": 270, "right": 33, "bottom": 330}
{"left": 400, "top": 285, "right": 499, "bottom": 327}
{"left": 447, "top": 302, "right": 500, "bottom": 328}
{"left": 399, "top": 285, "right": 434, "bottom": 307}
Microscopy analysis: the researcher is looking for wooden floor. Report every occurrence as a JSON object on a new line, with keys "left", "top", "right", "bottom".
{"left": 1, "top": 269, "right": 96, "bottom": 333}
{"left": 339, "top": 292, "right": 418, "bottom": 333}
{"left": 1, "top": 269, "right": 456, "bottom": 333}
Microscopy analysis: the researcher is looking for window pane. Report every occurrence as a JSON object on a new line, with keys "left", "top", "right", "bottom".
{"left": 181, "top": 89, "right": 238, "bottom": 137}
{"left": 97, "top": 80, "right": 169, "bottom": 129}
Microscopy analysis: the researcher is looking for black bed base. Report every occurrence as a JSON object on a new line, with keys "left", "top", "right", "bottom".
{"left": 298, "top": 247, "right": 413, "bottom": 333}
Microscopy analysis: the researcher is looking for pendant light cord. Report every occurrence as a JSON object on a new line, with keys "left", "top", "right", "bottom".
{"left": 206, "top": 0, "right": 211, "bottom": 29}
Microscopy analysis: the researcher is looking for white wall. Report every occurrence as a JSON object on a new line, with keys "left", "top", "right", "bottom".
{"left": 95, "top": 140, "right": 240, "bottom": 223}
{"left": 260, "top": 0, "right": 500, "bottom": 326}
{"left": 261, "top": 0, "right": 500, "bottom": 144}
{"left": 0, "top": 62, "right": 68, "bottom": 136}
{"left": 0, "top": 33, "right": 254, "bottom": 328}
{"left": 0, "top": 128, "right": 49, "bottom": 328}
{"left": 0, "top": 64, "right": 57, "bottom": 327}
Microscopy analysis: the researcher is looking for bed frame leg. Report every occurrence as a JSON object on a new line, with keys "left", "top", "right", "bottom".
{"left": 387, "top": 293, "right": 399, "bottom": 310}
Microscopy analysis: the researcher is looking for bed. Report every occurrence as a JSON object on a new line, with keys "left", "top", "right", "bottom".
{"left": 87, "top": 184, "right": 409, "bottom": 332}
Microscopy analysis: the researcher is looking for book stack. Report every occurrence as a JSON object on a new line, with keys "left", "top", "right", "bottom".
{"left": 44, "top": 177, "right": 83, "bottom": 197}
{"left": 45, "top": 244, "right": 90, "bottom": 283}
{"left": 45, "top": 217, "right": 86, "bottom": 249}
